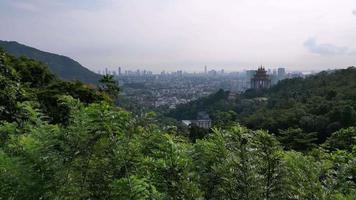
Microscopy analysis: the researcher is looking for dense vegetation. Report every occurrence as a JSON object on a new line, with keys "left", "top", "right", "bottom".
{"left": 169, "top": 68, "right": 356, "bottom": 145}
{"left": 0, "top": 40, "right": 101, "bottom": 83}
{"left": 0, "top": 48, "right": 355, "bottom": 199}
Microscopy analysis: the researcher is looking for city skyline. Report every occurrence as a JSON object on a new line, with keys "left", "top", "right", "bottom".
{"left": 97, "top": 66, "right": 314, "bottom": 75}
{"left": 1, "top": 0, "right": 356, "bottom": 72}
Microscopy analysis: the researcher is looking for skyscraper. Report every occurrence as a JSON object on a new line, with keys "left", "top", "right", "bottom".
{"left": 277, "top": 68, "right": 286, "bottom": 80}
{"left": 118, "top": 67, "right": 121, "bottom": 76}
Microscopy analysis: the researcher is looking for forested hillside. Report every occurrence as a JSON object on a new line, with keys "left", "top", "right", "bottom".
{"left": 0, "top": 40, "right": 101, "bottom": 83}
{"left": 169, "top": 67, "right": 356, "bottom": 145}
{"left": 0, "top": 49, "right": 355, "bottom": 199}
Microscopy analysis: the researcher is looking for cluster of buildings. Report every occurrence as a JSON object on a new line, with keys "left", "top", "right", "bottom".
{"left": 180, "top": 66, "right": 307, "bottom": 129}
{"left": 119, "top": 75, "right": 226, "bottom": 110}
{"left": 98, "top": 66, "right": 305, "bottom": 92}
{"left": 98, "top": 67, "right": 154, "bottom": 77}
{"left": 98, "top": 65, "right": 307, "bottom": 129}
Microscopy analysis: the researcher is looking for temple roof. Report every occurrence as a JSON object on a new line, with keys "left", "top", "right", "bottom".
{"left": 252, "top": 66, "right": 270, "bottom": 80}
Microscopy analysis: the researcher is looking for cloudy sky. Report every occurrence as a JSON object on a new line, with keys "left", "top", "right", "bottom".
{"left": 0, "top": 0, "right": 356, "bottom": 72}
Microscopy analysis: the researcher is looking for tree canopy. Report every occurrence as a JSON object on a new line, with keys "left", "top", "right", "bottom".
{"left": 168, "top": 67, "right": 356, "bottom": 146}
{"left": 0, "top": 49, "right": 355, "bottom": 199}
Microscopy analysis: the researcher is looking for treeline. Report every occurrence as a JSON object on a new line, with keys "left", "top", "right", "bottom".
{"left": 168, "top": 68, "right": 356, "bottom": 145}
{"left": 0, "top": 49, "right": 355, "bottom": 199}
{"left": 167, "top": 89, "right": 231, "bottom": 120}
{"left": 2, "top": 102, "right": 355, "bottom": 199}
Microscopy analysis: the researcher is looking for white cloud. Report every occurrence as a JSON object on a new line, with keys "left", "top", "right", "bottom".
{"left": 304, "top": 38, "right": 352, "bottom": 56}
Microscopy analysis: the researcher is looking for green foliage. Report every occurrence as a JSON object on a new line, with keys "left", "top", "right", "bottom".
{"left": 0, "top": 150, "right": 40, "bottom": 199}
{"left": 213, "top": 111, "right": 238, "bottom": 128}
{"left": 168, "top": 67, "right": 356, "bottom": 145}
{"left": 324, "top": 127, "right": 356, "bottom": 152}
{"left": 13, "top": 56, "right": 55, "bottom": 87}
{"left": 0, "top": 49, "right": 106, "bottom": 124}
{"left": 252, "top": 131, "right": 287, "bottom": 200}
{"left": 188, "top": 124, "right": 209, "bottom": 142}
{"left": 37, "top": 80, "right": 107, "bottom": 124}
{"left": 277, "top": 128, "right": 318, "bottom": 151}
{"left": 168, "top": 89, "right": 232, "bottom": 120}
{"left": 283, "top": 151, "right": 326, "bottom": 199}
{"left": 325, "top": 150, "right": 356, "bottom": 199}
{"left": 112, "top": 176, "right": 162, "bottom": 200}
{"left": 1, "top": 99, "right": 355, "bottom": 199}
{"left": 192, "top": 127, "right": 287, "bottom": 200}
{"left": 99, "top": 74, "right": 120, "bottom": 102}
{"left": 0, "top": 48, "right": 355, "bottom": 199}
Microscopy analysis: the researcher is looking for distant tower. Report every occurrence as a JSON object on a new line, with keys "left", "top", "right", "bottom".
{"left": 118, "top": 67, "right": 121, "bottom": 76}
{"left": 251, "top": 66, "right": 271, "bottom": 89}
{"left": 204, "top": 66, "right": 207, "bottom": 74}
{"left": 277, "top": 68, "right": 286, "bottom": 80}
{"left": 273, "top": 69, "right": 277, "bottom": 76}
{"left": 105, "top": 68, "right": 108, "bottom": 75}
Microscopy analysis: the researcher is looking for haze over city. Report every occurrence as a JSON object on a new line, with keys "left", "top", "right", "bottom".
{"left": 1, "top": 0, "right": 356, "bottom": 72}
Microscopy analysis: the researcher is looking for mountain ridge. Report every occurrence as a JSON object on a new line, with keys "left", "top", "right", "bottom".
{"left": 0, "top": 40, "right": 100, "bottom": 83}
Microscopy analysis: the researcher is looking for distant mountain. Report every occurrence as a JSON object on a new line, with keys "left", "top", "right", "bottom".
{"left": 0, "top": 40, "right": 101, "bottom": 83}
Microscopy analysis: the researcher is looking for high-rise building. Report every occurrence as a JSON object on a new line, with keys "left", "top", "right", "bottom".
{"left": 271, "top": 69, "right": 278, "bottom": 85}
{"left": 177, "top": 70, "right": 183, "bottom": 77}
{"left": 277, "top": 68, "right": 286, "bottom": 80}
{"left": 118, "top": 67, "right": 121, "bottom": 76}
{"left": 246, "top": 70, "right": 256, "bottom": 79}
{"left": 204, "top": 66, "right": 207, "bottom": 74}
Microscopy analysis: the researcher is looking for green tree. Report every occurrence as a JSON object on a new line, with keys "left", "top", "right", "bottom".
{"left": 252, "top": 131, "right": 288, "bottom": 200}
{"left": 192, "top": 129, "right": 229, "bottom": 199}
{"left": 283, "top": 151, "right": 326, "bottom": 199}
{"left": 98, "top": 74, "right": 120, "bottom": 101}
{"left": 111, "top": 176, "right": 162, "bottom": 200}
{"left": 277, "top": 128, "right": 318, "bottom": 151}
{"left": 324, "top": 127, "right": 356, "bottom": 152}
{"left": 214, "top": 111, "right": 238, "bottom": 128}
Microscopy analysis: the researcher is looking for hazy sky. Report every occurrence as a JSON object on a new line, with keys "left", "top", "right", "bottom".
{"left": 1, "top": 0, "right": 356, "bottom": 72}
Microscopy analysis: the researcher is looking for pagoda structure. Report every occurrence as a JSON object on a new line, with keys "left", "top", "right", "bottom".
{"left": 250, "top": 66, "right": 271, "bottom": 89}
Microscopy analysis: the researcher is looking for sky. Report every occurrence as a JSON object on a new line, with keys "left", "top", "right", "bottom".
{"left": 0, "top": 0, "right": 356, "bottom": 73}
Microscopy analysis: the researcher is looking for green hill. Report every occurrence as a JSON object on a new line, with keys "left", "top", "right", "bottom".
{"left": 0, "top": 48, "right": 107, "bottom": 124}
{"left": 168, "top": 67, "right": 356, "bottom": 143}
{"left": 0, "top": 40, "right": 100, "bottom": 83}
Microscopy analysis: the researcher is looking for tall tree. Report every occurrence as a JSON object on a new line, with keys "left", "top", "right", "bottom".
{"left": 99, "top": 74, "right": 120, "bottom": 102}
